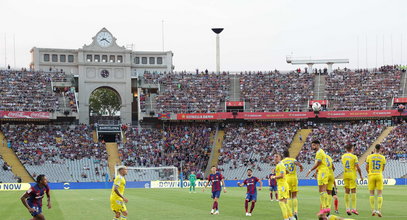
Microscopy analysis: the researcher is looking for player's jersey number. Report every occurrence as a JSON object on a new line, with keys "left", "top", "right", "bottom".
{"left": 345, "top": 160, "right": 350, "bottom": 169}
{"left": 372, "top": 160, "right": 381, "bottom": 170}
{"left": 284, "top": 163, "right": 295, "bottom": 172}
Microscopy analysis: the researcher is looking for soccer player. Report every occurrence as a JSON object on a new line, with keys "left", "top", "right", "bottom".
{"left": 268, "top": 168, "right": 278, "bottom": 201}
{"left": 306, "top": 140, "right": 330, "bottom": 215}
{"left": 271, "top": 153, "right": 295, "bottom": 220}
{"left": 282, "top": 149, "right": 303, "bottom": 219}
{"left": 189, "top": 171, "right": 197, "bottom": 193}
{"left": 203, "top": 166, "right": 227, "bottom": 215}
{"left": 341, "top": 144, "right": 363, "bottom": 215}
{"left": 237, "top": 169, "right": 262, "bottom": 216}
{"left": 326, "top": 154, "right": 335, "bottom": 214}
{"left": 366, "top": 144, "right": 386, "bottom": 217}
{"left": 111, "top": 166, "right": 128, "bottom": 220}
{"left": 21, "top": 174, "right": 51, "bottom": 220}
{"left": 317, "top": 212, "right": 355, "bottom": 220}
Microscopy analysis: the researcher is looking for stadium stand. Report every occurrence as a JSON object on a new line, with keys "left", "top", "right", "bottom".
{"left": 326, "top": 69, "right": 402, "bottom": 110}
{"left": 0, "top": 156, "right": 16, "bottom": 183}
{"left": 240, "top": 71, "right": 314, "bottom": 112}
{"left": 0, "top": 124, "right": 108, "bottom": 182}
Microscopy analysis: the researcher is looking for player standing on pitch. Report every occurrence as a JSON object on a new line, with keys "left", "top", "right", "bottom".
{"left": 189, "top": 171, "right": 197, "bottom": 193}
{"left": 268, "top": 168, "right": 278, "bottom": 201}
{"left": 203, "top": 165, "right": 226, "bottom": 215}
{"left": 21, "top": 174, "right": 51, "bottom": 220}
{"left": 237, "top": 168, "right": 262, "bottom": 216}
{"left": 366, "top": 144, "right": 386, "bottom": 217}
{"left": 111, "top": 166, "right": 128, "bottom": 220}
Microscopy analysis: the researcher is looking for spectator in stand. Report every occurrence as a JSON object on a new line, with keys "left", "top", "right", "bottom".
{"left": 380, "top": 122, "right": 407, "bottom": 160}
{"left": 297, "top": 121, "right": 384, "bottom": 164}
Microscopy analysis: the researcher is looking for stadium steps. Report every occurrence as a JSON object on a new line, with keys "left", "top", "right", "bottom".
{"left": 92, "top": 130, "right": 98, "bottom": 143}
{"left": 401, "top": 70, "right": 407, "bottom": 97}
{"left": 106, "top": 142, "right": 121, "bottom": 178}
{"left": 0, "top": 132, "right": 34, "bottom": 182}
{"left": 336, "top": 126, "right": 395, "bottom": 179}
{"left": 313, "top": 74, "right": 327, "bottom": 100}
{"left": 205, "top": 129, "right": 224, "bottom": 176}
{"left": 289, "top": 129, "right": 312, "bottom": 158}
{"left": 229, "top": 75, "right": 241, "bottom": 101}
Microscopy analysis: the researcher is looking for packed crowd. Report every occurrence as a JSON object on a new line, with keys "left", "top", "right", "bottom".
{"left": 297, "top": 121, "right": 385, "bottom": 163}
{"left": 240, "top": 71, "right": 314, "bottom": 112}
{"left": 155, "top": 73, "right": 231, "bottom": 113}
{"left": 380, "top": 122, "right": 407, "bottom": 160}
{"left": 0, "top": 124, "right": 107, "bottom": 177}
{"left": 0, "top": 70, "right": 60, "bottom": 112}
{"left": 326, "top": 69, "right": 402, "bottom": 110}
{"left": 53, "top": 87, "right": 78, "bottom": 113}
{"left": 120, "top": 123, "right": 214, "bottom": 173}
{"left": 218, "top": 122, "right": 299, "bottom": 170}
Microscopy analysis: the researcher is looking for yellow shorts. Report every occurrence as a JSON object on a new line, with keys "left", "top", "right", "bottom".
{"left": 343, "top": 177, "right": 357, "bottom": 189}
{"left": 110, "top": 199, "right": 127, "bottom": 213}
{"left": 368, "top": 175, "right": 383, "bottom": 191}
{"left": 278, "top": 183, "right": 290, "bottom": 199}
{"left": 327, "top": 173, "right": 335, "bottom": 190}
{"left": 317, "top": 168, "right": 329, "bottom": 186}
{"left": 286, "top": 176, "right": 298, "bottom": 192}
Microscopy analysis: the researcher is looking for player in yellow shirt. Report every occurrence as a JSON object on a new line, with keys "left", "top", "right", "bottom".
{"left": 282, "top": 149, "right": 303, "bottom": 219}
{"left": 366, "top": 144, "right": 386, "bottom": 217}
{"left": 326, "top": 154, "right": 336, "bottom": 213}
{"left": 341, "top": 145, "right": 363, "bottom": 216}
{"left": 271, "top": 153, "right": 295, "bottom": 220}
{"left": 306, "top": 140, "right": 330, "bottom": 215}
{"left": 111, "top": 166, "right": 128, "bottom": 220}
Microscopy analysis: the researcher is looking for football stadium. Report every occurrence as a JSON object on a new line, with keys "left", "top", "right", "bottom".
{"left": 1, "top": 1, "right": 407, "bottom": 220}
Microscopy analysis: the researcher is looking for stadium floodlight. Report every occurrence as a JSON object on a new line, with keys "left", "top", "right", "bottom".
{"left": 211, "top": 28, "right": 224, "bottom": 74}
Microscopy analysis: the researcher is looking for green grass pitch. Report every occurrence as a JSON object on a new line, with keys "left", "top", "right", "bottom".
{"left": 1, "top": 186, "right": 406, "bottom": 220}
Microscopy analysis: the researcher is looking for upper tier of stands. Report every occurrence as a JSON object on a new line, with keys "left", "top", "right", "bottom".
{"left": 141, "top": 66, "right": 405, "bottom": 114}
{"left": 0, "top": 70, "right": 77, "bottom": 113}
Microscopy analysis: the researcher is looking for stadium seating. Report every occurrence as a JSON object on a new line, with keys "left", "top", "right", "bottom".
{"left": 297, "top": 121, "right": 385, "bottom": 163}
{"left": 0, "top": 124, "right": 108, "bottom": 182}
{"left": 0, "top": 156, "right": 16, "bottom": 183}
{"left": 326, "top": 69, "right": 402, "bottom": 110}
{"left": 380, "top": 123, "right": 407, "bottom": 160}
{"left": 240, "top": 71, "right": 314, "bottom": 112}
{"left": 120, "top": 123, "right": 214, "bottom": 177}
{"left": 218, "top": 122, "right": 299, "bottom": 179}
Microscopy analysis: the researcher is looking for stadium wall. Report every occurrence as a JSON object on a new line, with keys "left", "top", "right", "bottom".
{"left": 1, "top": 179, "right": 406, "bottom": 191}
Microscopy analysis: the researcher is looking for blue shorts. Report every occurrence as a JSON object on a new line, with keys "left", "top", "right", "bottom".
{"left": 212, "top": 190, "right": 221, "bottom": 199}
{"left": 269, "top": 186, "right": 277, "bottom": 191}
{"left": 28, "top": 202, "right": 42, "bottom": 217}
{"left": 246, "top": 192, "right": 257, "bottom": 201}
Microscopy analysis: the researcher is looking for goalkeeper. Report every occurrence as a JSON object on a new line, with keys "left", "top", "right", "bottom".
{"left": 189, "top": 171, "right": 197, "bottom": 193}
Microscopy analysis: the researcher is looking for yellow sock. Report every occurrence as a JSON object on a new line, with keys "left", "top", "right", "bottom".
{"left": 286, "top": 199, "right": 293, "bottom": 217}
{"left": 351, "top": 193, "right": 357, "bottom": 209}
{"left": 120, "top": 215, "right": 127, "bottom": 220}
{"left": 293, "top": 197, "right": 298, "bottom": 213}
{"left": 377, "top": 196, "right": 383, "bottom": 211}
{"left": 279, "top": 201, "right": 289, "bottom": 219}
{"left": 327, "top": 194, "right": 332, "bottom": 209}
{"left": 320, "top": 192, "right": 327, "bottom": 209}
{"left": 345, "top": 193, "right": 350, "bottom": 210}
{"left": 369, "top": 196, "right": 375, "bottom": 211}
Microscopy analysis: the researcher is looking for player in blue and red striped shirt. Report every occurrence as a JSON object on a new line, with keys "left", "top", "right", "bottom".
{"left": 238, "top": 169, "right": 262, "bottom": 216}
{"left": 268, "top": 168, "right": 278, "bottom": 201}
{"left": 203, "top": 166, "right": 227, "bottom": 215}
{"left": 21, "top": 174, "right": 51, "bottom": 220}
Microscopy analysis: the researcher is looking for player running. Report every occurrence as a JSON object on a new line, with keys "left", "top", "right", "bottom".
{"left": 237, "top": 169, "right": 262, "bottom": 216}
{"left": 189, "top": 171, "right": 197, "bottom": 193}
{"left": 366, "top": 144, "right": 386, "bottom": 217}
{"left": 341, "top": 145, "right": 363, "bottom": 215}
{"left": 203, "top": 166, "right": 227, "bottom": 215}
{"left": 21, "top": 174, "right": 51, "bottom": 220}
{"left": 306, "top": 140, "right": 330, "bottom": 215}
{"left": 326, "top": 154, "right": 336, "bottom": 214}
{"left": 272, "top": 153, "right": 295, "bottom": 220}
{"left": 268, "top": 168, "right": 278, "bottom": 201}
{"left": 111, "top": 166, "right": 128, "bottom": 220}
{"left": 281, "top": 149, "right": 303, "bottom": 219}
